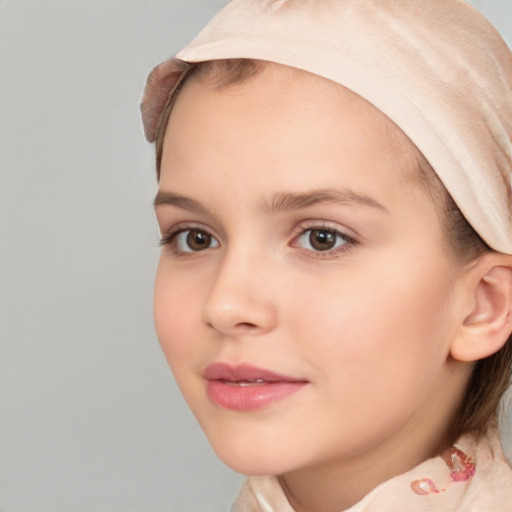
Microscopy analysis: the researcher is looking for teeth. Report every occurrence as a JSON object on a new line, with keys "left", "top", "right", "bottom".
{"left": 225, "top": 379, "right": 266, "bottom": 386}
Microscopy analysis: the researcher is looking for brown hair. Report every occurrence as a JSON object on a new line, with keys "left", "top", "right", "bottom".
{"left": 154, "top": 58, "right": 512, "bottom": 442}
{"left": 416, "top": 153, "right": 512, "bottom": 442}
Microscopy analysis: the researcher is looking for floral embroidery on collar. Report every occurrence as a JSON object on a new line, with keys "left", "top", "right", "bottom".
{"left": 411, "top": 447, "right": 475, "bottom": 495}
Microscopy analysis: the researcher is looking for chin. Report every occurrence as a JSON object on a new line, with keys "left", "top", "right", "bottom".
{"left": 192, "top": 398, "right": 316, "bottom": 476}
{"left": 206, "top": 433, "right": 295, "bottom": 477}
{"left": 217, "top": 452, "right": 286, "bottom": 477}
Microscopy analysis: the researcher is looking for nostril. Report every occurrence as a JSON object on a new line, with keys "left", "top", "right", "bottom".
{"left": 206, "top": 321, "right": 255, "bottom": 329}
{"left": 207, "top": 321, "right": 258, "bottom": 335}
{"left": 201, "top": 288, "right": 278, "bottom": 335}
{"left": 234, "top": 322, "right": 259, "bottom": 332}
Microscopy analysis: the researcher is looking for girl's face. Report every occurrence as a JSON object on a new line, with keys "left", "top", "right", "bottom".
{"left": 154, "top": 63, "right": 470, "bottom": 486}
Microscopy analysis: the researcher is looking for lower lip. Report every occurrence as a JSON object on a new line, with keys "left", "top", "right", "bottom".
{"left": 206, "top": 380, "right": 307, "bottom": 411}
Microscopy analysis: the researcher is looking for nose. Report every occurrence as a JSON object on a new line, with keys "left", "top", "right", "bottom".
{"left": 201, "top": 251, "right": 278, "bottom": 337}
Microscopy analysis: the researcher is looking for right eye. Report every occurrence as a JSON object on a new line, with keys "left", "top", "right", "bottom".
{"left": 162, "top": 228, "right": 220, "bottom": 253}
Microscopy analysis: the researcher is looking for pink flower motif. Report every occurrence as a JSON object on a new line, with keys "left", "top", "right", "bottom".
{"left": 411, "top": 447, "right": 475, "bottom": 495}
{"left": 448, "top": 447, "right": 475, "bottom": 482}
{"left": 411, "top": 478, "right": 441, "bottom": 495}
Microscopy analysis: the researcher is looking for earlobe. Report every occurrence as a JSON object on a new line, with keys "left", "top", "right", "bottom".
{"left": 450, "top": 257, "right": 512, "bottom": 363}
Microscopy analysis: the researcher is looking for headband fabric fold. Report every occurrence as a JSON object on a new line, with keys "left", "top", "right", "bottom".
{"left": 141, "top": 0, "right": 512, "bottom": 254}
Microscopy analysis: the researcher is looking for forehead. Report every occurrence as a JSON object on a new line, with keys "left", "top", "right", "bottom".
{"left": 192, "top": 61, "right": 412, "bottom": 141}
{"left": 160, "top": 61, "right": 423, "bottom": 203}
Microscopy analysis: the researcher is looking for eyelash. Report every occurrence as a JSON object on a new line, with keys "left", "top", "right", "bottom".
{"left": 290, "top": 223, "right": 357, "bottom": 259}
{"left": 159, "top": 223, "right": 219, "bottom": 256}
{"left": 159, "top": 222, "right": 357, "bottom": 258}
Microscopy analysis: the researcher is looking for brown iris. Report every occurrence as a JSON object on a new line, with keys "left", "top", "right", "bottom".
{"left": 308, "top": 229, "right": 337, "bottom": 251}
{"left": 186, "top": 230, "right": 212, "bottom": 251}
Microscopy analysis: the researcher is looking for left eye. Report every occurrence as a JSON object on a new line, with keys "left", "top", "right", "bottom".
{"left": 175, "top": 229, "right": 220, "bottom": 252}
{"left": 297, "top": 228, "right": 349, "bottom": 252}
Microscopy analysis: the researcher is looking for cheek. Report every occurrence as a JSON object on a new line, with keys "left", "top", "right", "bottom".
{"left": 288, "top": 258, "right": 456, "bottom": 401}
{"left": 153, "top": 261, "right": 216, "bottom": 419}
{"left": 153, "top": 262, "right": 201, "bottom": 372}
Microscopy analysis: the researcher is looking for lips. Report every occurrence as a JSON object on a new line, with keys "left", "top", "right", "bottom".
{"left": 203, "top": 362, "right": 308, "bottom": 411}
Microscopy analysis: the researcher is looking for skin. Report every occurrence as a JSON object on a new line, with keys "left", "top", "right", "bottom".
{"left": 153, "top": 63, "right": 475, "bottom": 512}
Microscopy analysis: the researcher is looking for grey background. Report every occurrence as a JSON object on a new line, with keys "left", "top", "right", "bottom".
{"left": 0, "top": 1, "right": 510, "bottom": 511}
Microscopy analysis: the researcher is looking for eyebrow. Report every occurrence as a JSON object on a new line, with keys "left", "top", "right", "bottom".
{"left": 153, "top": 188, "right": 389, "bottom": 215}
{"left": 154, "top": 192, "right": 208, "bottom": 215}
{"left": 261, "top": 188, "right": 389, "bottom": 214}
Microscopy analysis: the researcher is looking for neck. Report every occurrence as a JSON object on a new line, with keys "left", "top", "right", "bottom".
{"left": 279, "top": 431, "right": 442, "bottom": 511}
{"left": 278, "top": 363, "right": 471, "bottom": 512}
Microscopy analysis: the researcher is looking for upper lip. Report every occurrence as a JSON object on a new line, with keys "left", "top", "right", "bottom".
{"left": 203, "top": 362, "right": 307, "bottom": 383}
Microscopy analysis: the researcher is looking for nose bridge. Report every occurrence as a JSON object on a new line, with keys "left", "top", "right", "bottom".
{"left": 202, "top": 242, "right": 277, "bottom": 335}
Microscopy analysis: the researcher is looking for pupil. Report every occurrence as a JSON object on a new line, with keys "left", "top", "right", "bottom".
{"left": 310, "top": 229, "right": 335, "bottom": 251}
{"left": 187, "top": 230, "right": 210, "bottom": 250}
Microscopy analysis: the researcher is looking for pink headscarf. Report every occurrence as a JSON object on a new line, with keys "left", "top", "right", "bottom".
{"left": 141, "top": 0, "right": 512, "bottom": 255}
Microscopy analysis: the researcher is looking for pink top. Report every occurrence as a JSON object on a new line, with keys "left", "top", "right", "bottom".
{"left": 231, "top": 431, "right": 512, "bottom": 511}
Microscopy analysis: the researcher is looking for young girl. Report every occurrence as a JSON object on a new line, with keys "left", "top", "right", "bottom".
{"left": 140, "top": 1, "right": 512, "bottom": 510}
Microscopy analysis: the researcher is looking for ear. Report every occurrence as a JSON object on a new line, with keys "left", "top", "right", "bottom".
{"left": 450, "top": 254, "right": 512, "bottom": 362}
